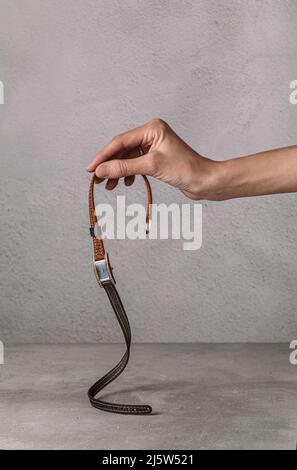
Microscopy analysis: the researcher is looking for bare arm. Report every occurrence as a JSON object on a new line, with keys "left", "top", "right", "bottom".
{"left": 216, "top": 146, "right": 297, "bottom": 200}
{"left": 86, "top": 119, "right": 297, "bottom": 201}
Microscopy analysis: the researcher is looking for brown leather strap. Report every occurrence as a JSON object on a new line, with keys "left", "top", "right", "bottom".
{"left": 88, "top": 156, "right": 153, "bottom": 415}
{"left": 88, "top": 174, "right": 105, "bottom": 261}
{"left": 89, "top": 174, "right": 152, "bottom": 261}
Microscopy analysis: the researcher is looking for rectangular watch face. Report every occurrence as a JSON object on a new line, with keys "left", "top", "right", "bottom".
{"left": 95, "top": 260, "right": 110, "bottom": 283}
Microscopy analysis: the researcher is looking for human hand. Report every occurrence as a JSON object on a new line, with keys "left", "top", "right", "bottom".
{"left": 86, "top": 118, "right": 222, "bottom": 200}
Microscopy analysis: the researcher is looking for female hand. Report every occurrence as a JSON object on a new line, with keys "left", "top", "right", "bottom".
{"left": 86, "top": 118, "right": 221, "bottom": 200}
{"left": 87, "top": 118, "right": 297, "bottom": 201}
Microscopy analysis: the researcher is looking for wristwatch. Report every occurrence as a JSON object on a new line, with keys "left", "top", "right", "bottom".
{"left": 87, "top": 151, "right": 153, "bottom": 415}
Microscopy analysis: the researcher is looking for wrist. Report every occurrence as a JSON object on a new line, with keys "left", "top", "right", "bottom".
{"left": 195, "top": 159, "right": 228, "bottom": 201}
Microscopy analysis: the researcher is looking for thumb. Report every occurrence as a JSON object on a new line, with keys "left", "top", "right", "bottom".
{"left": 95, "top": 154, "right": 155, "bottom": 179}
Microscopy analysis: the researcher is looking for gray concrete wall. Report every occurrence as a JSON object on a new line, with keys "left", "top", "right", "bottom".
{"left": 1, "top": 0, "right": 297, "bottom": 343}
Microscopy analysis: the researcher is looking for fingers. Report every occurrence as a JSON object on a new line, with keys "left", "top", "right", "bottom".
{"left": 101, "top": 176, "right": 135, "bottom": 191}
{"left": 105, "top": 178, "right": 119, "bottom": 190}
{"left": 98, "top": 176, "right": 136, "bottom": 192}
{"left": 101, "top": 177, "right": 135, "bottom": 191}
{"left": 86, "top": 123, "right": 147, "bottom": 172}
{"left": 94, "top": 175, "right": 104, "bottom": 184}
{"left": 124, "top": 175, "right": 135, "bottom": 186}
{"left": 94, "top": 153, "right": 155, "bottom": 179}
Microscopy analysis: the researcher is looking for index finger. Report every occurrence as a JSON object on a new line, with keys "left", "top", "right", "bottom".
{"left": 86, "top": 123, "right": 147, "bottom": 172}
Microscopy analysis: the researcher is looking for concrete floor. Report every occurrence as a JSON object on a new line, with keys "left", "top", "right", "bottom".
{"left": 0, "top": 344, "right": 296, "bottom": 450}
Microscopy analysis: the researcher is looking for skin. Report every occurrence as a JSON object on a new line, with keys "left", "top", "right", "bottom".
{"left": 86, "top": 118, "right": 297, "bottom": 201}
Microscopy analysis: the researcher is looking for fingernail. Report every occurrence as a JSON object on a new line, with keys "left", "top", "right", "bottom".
{"left": 86, "top": 164, "right": 92, "bottom": 171}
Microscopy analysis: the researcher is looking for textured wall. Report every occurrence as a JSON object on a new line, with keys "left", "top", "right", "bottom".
{"left": 1, "top": 0, "right": 297, "bottom": 343}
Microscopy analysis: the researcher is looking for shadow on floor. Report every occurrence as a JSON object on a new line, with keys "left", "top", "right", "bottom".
{"left": 100, "top": 379, "right": 197, "bottom": 415}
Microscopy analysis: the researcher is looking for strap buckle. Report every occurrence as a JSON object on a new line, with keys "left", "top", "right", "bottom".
{"left": 93, "top": 253, "right": 116, "bottom": 288}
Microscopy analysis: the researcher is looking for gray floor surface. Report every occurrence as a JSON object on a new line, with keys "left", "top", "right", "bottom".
{"left": 0, "top": 343, "right": 296, "bottom": 450}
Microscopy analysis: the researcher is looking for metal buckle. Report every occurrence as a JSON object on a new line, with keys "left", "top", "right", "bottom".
{"left": 93, "top": 253, "right": 116, "bottom": 288}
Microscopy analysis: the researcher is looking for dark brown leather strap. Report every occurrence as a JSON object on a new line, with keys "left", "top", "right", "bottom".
{"left": 88, "top": 282, "right": 152, "bottom": 414}
{"left": 88, "top": 160, "right": 153, "bottom": 415}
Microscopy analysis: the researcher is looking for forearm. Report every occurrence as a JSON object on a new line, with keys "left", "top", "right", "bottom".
{"left": 86, "top": 120, "right": 297, "bottom": 202}
{"left": 208, "top": 146, "right": 297, "bottom": 201}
